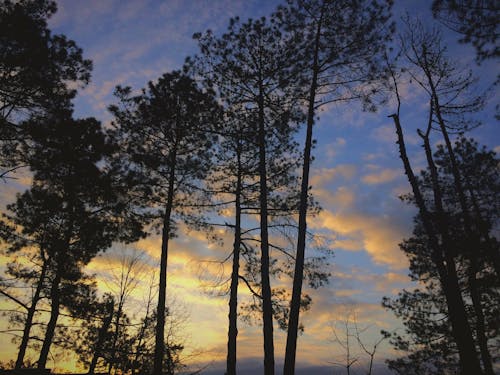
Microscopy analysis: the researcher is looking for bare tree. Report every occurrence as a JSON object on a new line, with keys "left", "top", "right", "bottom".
{"left": 329, "top": 306, "right": 388, "bottom": 375}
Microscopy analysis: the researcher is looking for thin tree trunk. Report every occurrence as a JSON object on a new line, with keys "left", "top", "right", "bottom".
{"left": 284, "top": 5, "right": 324, "bottom": 373}
{"left": 257, "top": 81, "right": 275, "bottom": 375}
{"left": 429, "top": 72, "right": 500, "bottom": 281}
{"left": 420, "top": 125, "right": 493, "bottom": 375}
{"left": 428, "top": 81, "right": 492, "bottom": 373}
{"left": 153, "top": 149, "right": 177, "bottom": 375}
{"left": 15, "top": 249, "right": 48, "bottom": 369}
{"left": 390, "top": 113, "right": 482, "bottom": 375}
{"left": 467, "top": 185, "right": 500, "bottom": 275}
{"left": 226, "top": 140, "right": 243, "bottom": 375}
{"left": 468, "top": 259, "right": 494, "bottom": 375}
{"left": 108, "top": 294, "right": 125, "bottom": 374}
{"left": 133, "top": 274, "right": 155, "bottom": 374}
{"left": 37, "top": 271, "right": 62, "bottom": 369}
{"left": 89, "top": 300, "right": 114, "bottom": 375}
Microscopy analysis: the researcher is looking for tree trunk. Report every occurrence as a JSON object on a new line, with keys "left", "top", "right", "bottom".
{"left": 430, "top": 83, "right": 492, "bottom": 373}
{"left": 466, "top": 182, "right": 500, "bottom": 277}
{"left": 430, "top": 73, "right": 500, "bottom": 281}
{"left": 89, "top": 300, "right": 114, "bottom": 375}
{"left": 257, "top": 82, "right": 275, "bottom": 375}
{"left": 108, "top": 294, "right": 125, "bottom": 374}
{"left": 133, "top": 276, "right": 154, "bottom": 374}
{"left": 37, "top": 271, "right": 61, "bottom": 369}
{"left": 153, "top": 149, "right": 177, "bottom": 375}
{"left": 390, "top": 113, "right": 482, "bottom": 375}
{"left": 226, "top": 140, "right": 243, "bottom": 375}
{"left": 421, "top": 127, "right": 493, "bottom": 375}
{"left": 284, "top": 6, "right": 323, "bottom": 373}
{"left": 468, "top": 259, "right": 494, "bottom": 375}
{"left": 15, "top": 250, "right": 48, "bottom": 369}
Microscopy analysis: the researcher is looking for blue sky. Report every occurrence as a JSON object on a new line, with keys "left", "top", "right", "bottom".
{"left": 0, "top": 0, "right": 498, "bottom": 373}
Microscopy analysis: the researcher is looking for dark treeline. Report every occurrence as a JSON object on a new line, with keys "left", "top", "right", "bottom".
{"left": 0, "top": 0, "right": 498, "bottom": 374}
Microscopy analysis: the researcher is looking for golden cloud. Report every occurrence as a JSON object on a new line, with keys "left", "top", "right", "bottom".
{"left": 311, "top": 210, "right": 409, "bottom": 269}
{"left": 314, "top": 185, "right": 356, "bottom": 210}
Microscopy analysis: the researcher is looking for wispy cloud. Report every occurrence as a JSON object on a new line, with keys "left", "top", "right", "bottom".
{"left": 362, "top": 168, "right": 400, "bottom": 185}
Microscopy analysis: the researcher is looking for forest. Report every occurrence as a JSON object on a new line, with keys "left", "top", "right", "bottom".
{"left": 0, "top": 0, "right": 498, "bottom": 374}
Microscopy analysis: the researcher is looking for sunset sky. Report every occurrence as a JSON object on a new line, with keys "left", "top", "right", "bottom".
{"left": 0, "top": 1, "right": 498, "bottom": 374}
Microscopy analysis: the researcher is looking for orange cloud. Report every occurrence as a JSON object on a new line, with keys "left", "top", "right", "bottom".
{"left": 314, "top": 186, "right": 356, "bottom": 210}
{"left": 311, "top": 210, "right": 409, "bottom": 269}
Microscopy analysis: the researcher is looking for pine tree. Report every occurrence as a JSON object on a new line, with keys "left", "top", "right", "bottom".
{"left": 275, "top": 1, "right": 394, "bottom": 371}
{"left": 383, "top": 138, "right": 500, "bottom": 374}
{"left": 0, "top": 0, "right": 91, "bottom": 179}
{"left": 109, "top": 71, "right": 220, "bottom": 375}
{"left": 431, "top": 0, "right": 499, "bottom": 62}
{"left": 0, "top": 111, "right": 142, "bottom": 369}
{"left": 193, "top": 16, "right": 304, "bottom": 374}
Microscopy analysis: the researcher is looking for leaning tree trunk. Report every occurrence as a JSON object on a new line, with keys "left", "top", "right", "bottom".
{"left": 37, "top": 271, "right": 62, "bottom": 369}
{"left": 89, "top": 300, "right": 114, "bottom": 375}
{"left": 390, "top": 113, "right": 482, "bottom": 375}
{"left": 16, "top": 249, "right": 48, "bottom": 368}
{"left": 153, "top": 148, "right": 177, "bottom": 375}
{"left": 132, "top": 274, "right": 155, "bottom": 373}
{"left": 284, "top": 7, "right": 323, "bottom": 373}
{"left": 430, "top": 74, "right": 500, "bottom": 280}
{"left": 108, "top": 293, "right": 125, "bottom": 374}
{"left": 428, "top": 84, "right": 493, "bottom": 374}
{"left": 226, "top": 140, "right": 243, "bottom": 375}
{"left": 420, "top": 123, "right": 493, "bottom": 375}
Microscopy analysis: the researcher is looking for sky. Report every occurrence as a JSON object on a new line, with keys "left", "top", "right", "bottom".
{"left": 0, "top": 0, "right": 498, "bottom": 374}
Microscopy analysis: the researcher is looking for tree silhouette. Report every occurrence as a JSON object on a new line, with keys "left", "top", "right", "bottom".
{"left": 109, "top": 71, "right": 220, "bottom": 375}
{"left": 383, "top": 138, "right": 499, "bottom": 374}
{"left": 394, "top": 19, "right": 498, "bottom": 373}
{"left": 0, "top": 0, "right": 92, "bottom": 179}
{"left": 0, "top": 192, "right": 52, "bottom": 368}
{"left": 275, "top": 1, "right": 394, "bottom": 372}
{"left": 386, "top": 23, "right": 497, "bottom": 369}
{"left": 193, "top": 16, "right": 302, "bottom": 374}
{"left": 2, "top": 112, "right": 141, "bottom": 369}
{"left": 431, "top": 0, "right": 499, "bottom": 62}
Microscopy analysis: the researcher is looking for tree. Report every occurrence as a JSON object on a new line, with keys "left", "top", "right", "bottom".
{"left": 82, "top": 294, "right": 115, "bottom": 375}
{"left": 386, "top": 37, "right": 498, "bottom": 370}
{"left": 109, "top": 71, "right": 220, "bottom": 375}
{"left": 2, "top": 112, "right": 142, "bottom": 369}
{"left": 382, "top": 139, "right": 500, "bottom": 373}
{"left": 391, "top": 19, "right": 498, "bottom": 373}
{"left": 0, "top": 191, "right": 53, "bottom": 368}
{"left": 387, "top": 92, "right": 483, "bottom": 374}
{"left": 0, "top": 0, "right": 92, "bottom": 178}
{"left": 193, "top": 16, "right": 303, "bottom": 374}
{"left": 202, "top": 109, "right": 257, "bottom": 375}
{"left": 274, "top": 1, "right": 394, "bottom": 372}
{"left": 328, "top": 306, "right": 388, "bottom": 375}
{"left": 102, "top": 249, "right": 147, "bottom": 374}
{"left": 431, "top": 0, "right": 499, "bottom": 62}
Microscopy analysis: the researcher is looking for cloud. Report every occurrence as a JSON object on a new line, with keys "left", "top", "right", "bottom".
{"left": 310, "top": 165, "right": 357, "bottom": 187}
{"left": 335, "top": 289, "right": 363, "bottom": 297}
{"left": 315, "top": 186, "right": 356, "bottom": 210}
{"left": 362, "top": 168, "right": 400, "bottom": 185}
{"left": 323, "top": 137, "right": 347, "bottom": 162}
{"left": 311, "top": 210, "right": 409, "bottom": 269}
{"left": 372, "top": 123, "right": 419, "bottom": 146}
